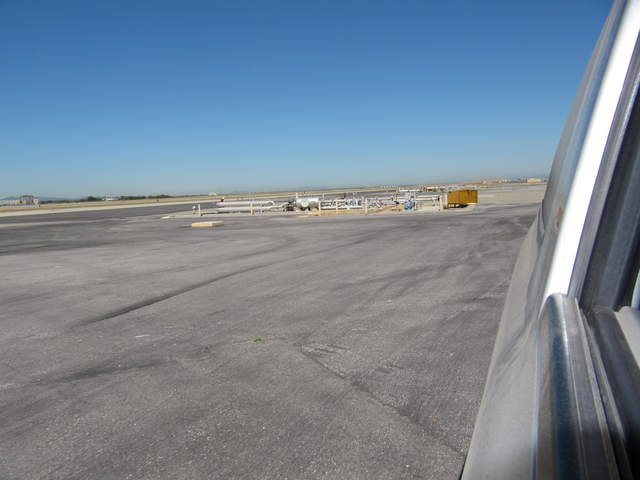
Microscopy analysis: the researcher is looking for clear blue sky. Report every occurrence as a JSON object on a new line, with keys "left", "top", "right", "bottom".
{"left": 1, "top": 0, "right": 610, "bottom": 197}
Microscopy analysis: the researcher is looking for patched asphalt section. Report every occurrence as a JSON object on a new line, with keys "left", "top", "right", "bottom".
{"left": 0, "top": 204, "right": 537, "bottom": 479}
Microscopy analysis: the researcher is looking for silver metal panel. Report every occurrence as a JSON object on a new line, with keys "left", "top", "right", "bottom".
{"left": 536, "top": 294, "right": 618, "bottom": 479}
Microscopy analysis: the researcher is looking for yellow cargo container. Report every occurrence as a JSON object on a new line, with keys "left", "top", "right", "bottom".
{"left": 447, "top": 189, "right": 478, "bottom": 207}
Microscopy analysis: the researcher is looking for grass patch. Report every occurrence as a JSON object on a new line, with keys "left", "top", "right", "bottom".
{"left": 251, "top": 336, "right": 263, "bottom": 343}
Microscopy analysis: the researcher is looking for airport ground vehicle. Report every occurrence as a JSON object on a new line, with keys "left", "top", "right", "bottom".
{"left": 462, "top": 1, "right": 640, "bottom": 478}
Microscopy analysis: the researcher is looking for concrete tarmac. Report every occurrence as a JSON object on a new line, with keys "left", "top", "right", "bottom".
{"left": 0, "top": 203, "right": 537, "bottom": 479}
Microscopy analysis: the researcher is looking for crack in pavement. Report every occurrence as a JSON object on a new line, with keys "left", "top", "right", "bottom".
{"left": 297, "top": 344, "right": 464, "bottom": 458}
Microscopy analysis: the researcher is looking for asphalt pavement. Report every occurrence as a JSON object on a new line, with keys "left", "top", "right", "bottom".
{"left": 0, "top": 203, "right": 537, "bottom": 479}
{"left": 0, "top": 202, "right": 205, "bottom": 223}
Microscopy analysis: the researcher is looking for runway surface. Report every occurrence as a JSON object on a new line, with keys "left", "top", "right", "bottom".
{"left": 0, "top": 202, "right": 202, "bottom": 223}
{"left": 0, "top": 203, "right": 537, "bottom": 479}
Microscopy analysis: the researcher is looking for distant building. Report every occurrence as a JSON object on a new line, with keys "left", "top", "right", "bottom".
{"left": 0, "top": 195, "right": 39, "bottom": 207}
{"left": 527, "top": 178, "right": 545, "bottom": 183}
{"left": 19, "top": 194, "right": 36, "bottom": 205}
{"left": 462, "top": 178, "right": 508, "bottom": 185}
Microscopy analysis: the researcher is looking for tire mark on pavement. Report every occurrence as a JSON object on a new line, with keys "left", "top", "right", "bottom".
{"left": 72, "top": 229, "right": 390, "bottom": 328}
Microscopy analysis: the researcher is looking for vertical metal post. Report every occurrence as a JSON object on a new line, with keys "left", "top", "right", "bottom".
{"left": 198, "top": 204, "right": 202, "bottom": 216}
